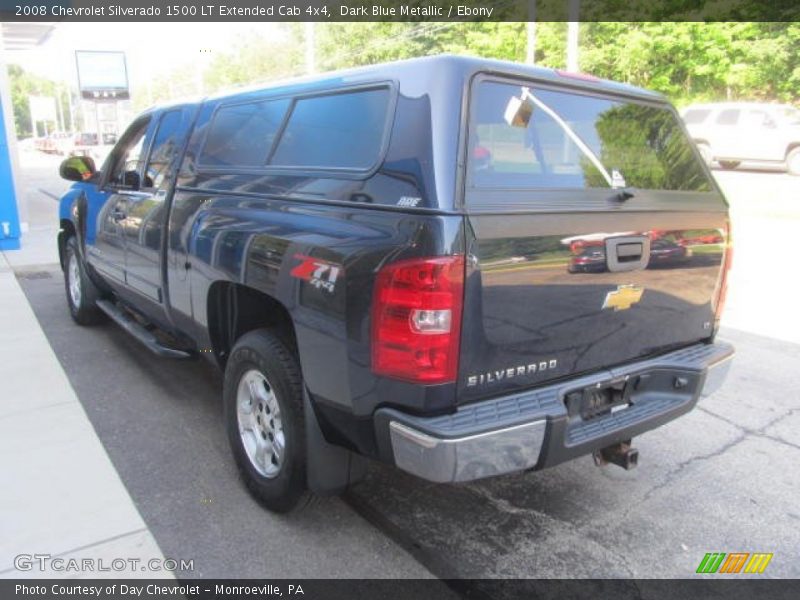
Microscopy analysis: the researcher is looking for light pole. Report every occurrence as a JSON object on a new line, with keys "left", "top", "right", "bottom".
{"left": 305, "top": 22, "right": 316, "bottom": 74}
{"left": 567, "top": 0, "right": 580, "bottom": 72}
{"left": 526, "top": 0, "right": 536, "bottom": 64}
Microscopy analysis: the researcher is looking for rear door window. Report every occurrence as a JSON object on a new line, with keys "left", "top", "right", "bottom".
{"left": 715, "top": 109, "right": 740, "bottom": 125}
{"left": 683, "top": 109, "right": 711, "bottom": 125}
{"left": 468, "top": 80, "right": 712, "bottom": 192}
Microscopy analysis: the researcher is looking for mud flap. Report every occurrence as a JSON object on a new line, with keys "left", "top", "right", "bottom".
{"left": 304, "top": 388, "right": 367, "bottom": 495}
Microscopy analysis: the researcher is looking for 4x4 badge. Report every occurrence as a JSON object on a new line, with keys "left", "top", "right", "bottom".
{"left": 602, "top": 284, "right": 644, "bottom": 311}
{"left": 290, "top": 254, "right": 340, "bottom": 293}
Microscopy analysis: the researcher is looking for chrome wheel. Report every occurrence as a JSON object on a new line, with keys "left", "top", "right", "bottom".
{"left": 236, "top": 369, "right": 285, "bottom": 478}
{"left": 67, "top": 252, "right": 82, "bottom": 308}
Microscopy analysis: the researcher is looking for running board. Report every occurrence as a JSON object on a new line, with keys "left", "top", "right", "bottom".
{"left": 96, "top": 300, "right": 192, "bottom": 359}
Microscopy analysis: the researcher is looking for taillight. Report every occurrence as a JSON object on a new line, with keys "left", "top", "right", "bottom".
{"left": 715, "top": 224, "right": 733, "bottom": 323}
{"left": 371, "top": 255, "right": 465, "bottom": 384}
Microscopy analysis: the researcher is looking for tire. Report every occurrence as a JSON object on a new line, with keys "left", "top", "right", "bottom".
{"left": 223, "top": 329, "right": 309, "bottom": 512}
{"left": 786, "top": 147, "right": 800, "bottom": 176}
{"left": 696, "top": 143, "right": 713, "bottom": 166}
{"left": 719, "top": 160, "right": 740, "bottom": 170}
{"left": 64, "top": 236, "right": 105, "bottom": 325}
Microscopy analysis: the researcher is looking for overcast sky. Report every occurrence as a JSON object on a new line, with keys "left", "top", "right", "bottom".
{"left": 8, "top": 22, "right": 284, "bottom": 90}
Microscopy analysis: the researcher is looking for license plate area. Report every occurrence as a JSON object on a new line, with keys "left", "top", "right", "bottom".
{"left": 565, "top": 378, "right": 632, "bottom": 422}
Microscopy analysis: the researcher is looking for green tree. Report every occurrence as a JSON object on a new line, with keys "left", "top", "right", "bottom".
{"left": 8, "top": 65, "right": 72, "bottom": 137}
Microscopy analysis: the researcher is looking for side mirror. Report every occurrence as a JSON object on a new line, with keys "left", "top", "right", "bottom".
{"left": 122, "top": 170, "right": 141, "bottom": 190}
{"left": 59, "top": 156, "right": 96, "bottom": 182}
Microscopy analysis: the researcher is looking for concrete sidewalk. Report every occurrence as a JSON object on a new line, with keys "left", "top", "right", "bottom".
{"left": 0, "top": 252, "right": 172, "bottom": 579}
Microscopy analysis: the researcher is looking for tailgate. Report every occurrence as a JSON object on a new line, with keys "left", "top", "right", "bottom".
{"left": 458, "top": 76, "right": 729, "bottom": 402}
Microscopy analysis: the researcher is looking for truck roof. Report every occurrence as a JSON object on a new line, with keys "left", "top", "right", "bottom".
{"left": 201, "top": 53, "right": 666, "bottom": 105}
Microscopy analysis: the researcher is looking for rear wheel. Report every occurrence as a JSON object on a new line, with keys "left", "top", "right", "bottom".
{"left": 719, "top": 160, "right": 740, "bottom": 170}
{"left": 786, "top": 147, "right": 800, "bottom": 176}
{"left": 64, "top": 236, "right": 105, "bottom": 325}
{"left": 223, "top": 329, "right": 309, "bottom": 512}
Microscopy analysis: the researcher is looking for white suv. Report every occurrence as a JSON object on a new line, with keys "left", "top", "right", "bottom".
{"left": 681, "top": 102, "right": 800, "bottom": 175}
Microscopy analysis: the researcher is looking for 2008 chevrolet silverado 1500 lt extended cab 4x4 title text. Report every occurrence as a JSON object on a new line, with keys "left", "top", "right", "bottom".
{"left": 57, "top": 55, "right": 734, "bottom": 512}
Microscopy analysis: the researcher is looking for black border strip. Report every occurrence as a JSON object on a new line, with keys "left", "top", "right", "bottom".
{"left": 3, "top": 1, "right": 800, "bottom": 22}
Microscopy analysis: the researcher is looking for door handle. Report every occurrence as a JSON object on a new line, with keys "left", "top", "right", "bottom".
{"left": 605, "top": 236, "right": 651, "bottom": 272}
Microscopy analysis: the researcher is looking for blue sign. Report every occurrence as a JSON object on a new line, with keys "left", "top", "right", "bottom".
{"left": 0, "top": 93, "right": 21, "bottom": 250}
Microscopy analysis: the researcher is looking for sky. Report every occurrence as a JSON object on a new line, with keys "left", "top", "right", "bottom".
{"left": 7, "top": 22, "right": 285, "bottom": 91}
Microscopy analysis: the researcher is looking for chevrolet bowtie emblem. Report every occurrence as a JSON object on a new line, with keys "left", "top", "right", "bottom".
{"left": 602, "top": 284, "right": 644, "bottom": 311}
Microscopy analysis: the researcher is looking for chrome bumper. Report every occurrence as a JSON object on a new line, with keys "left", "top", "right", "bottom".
{"left": 700, "top": 347, "right": 734, "bottom": 397}
{"left": 382, "top": 341, "right": 734, "bottom": 484}
{"left": 389, "top": 420, "right": 547, "bottom": 483}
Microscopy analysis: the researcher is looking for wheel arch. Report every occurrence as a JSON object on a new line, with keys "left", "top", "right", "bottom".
{"left": 58, "top": 219, "right": 77, "bottom": 270}
{"left": 58, "top": 191, "right": 90, "bottom": 268}
{"left": 207, "top": 281, "right": 298, "bottom": 369}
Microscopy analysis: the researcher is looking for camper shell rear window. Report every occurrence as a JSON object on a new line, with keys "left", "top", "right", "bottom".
{"left": 467, "top": 78, "right": 712, "bottom": 193}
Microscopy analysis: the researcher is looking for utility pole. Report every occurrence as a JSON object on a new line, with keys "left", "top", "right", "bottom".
{"left": 54, "top": 88, "right": 64, "bottom": 132}
{"left": 526, "top": 0, "right": 536, "bottom": 64}
{"left": 305, "top": 22, "right": 316, "bottom": 74}
{"left": 567, "top": 0, "right": 580, "bottom": 72}
{"left": 66, "top": 88, "right": 76, "bottom": 132}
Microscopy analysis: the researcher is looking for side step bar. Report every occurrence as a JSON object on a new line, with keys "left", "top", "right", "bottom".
{"left": 96, "top": 300, "right": 192, "bottom": 359}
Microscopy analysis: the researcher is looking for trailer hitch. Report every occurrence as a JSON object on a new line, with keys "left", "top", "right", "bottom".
{"left": 593, "top": 439, "right": 639, "bottom": 470}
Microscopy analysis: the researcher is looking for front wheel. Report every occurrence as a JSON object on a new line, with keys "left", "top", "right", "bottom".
{"left": 786, "top": 147, "right": 800, "bottom": 176}
{"left": 223, "top": 329, "right": 309, "bottom": 512}
{"left": 64, "top": 236, "right": 105, "bottom": 325}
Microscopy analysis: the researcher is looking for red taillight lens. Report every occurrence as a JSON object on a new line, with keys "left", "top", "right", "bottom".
{"left": 371, "top": 255, "right": 465, "bottom": 384}
{"left": 715, "top": 225, "right": 733, "bottom": 322}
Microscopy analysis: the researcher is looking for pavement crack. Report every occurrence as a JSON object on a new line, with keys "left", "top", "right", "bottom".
{"left": 697, "top": 405, "right": 800, "bottom": 451}
{"left": 640, "top": 431, "right": 749, "bottom": 504}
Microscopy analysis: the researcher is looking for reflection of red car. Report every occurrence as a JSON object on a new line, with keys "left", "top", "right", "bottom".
{"left": 682, "top": 233, "right": 723, "bottom": 246}
{"left": 648, "top": 239, "right": 692, "bottom": 266}
{"left": 569, "top": 239, "right": 604, "bottom": 253}
{"left": 472, "top": 145, "right": 491, "bottom": 170}
{"left": 568, "top": 247, "right": 607, "bottom": 273}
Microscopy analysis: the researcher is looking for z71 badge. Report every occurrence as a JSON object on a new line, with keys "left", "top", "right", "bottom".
{"left": 290, "top": 254, "right": 341, "bottom": 293}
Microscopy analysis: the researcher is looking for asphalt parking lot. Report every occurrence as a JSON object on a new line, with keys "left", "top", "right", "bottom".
{"left": 9, "top": 151, "right": 800, "bottom": 581}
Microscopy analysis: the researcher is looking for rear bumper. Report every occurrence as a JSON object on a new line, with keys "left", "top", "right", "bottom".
{"left": 376, "top": 341, "right": 734, "bottom": 483}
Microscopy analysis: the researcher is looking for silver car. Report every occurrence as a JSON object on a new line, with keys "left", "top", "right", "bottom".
{"left": 681, "top": 102, "right": 800, "bottom": 175}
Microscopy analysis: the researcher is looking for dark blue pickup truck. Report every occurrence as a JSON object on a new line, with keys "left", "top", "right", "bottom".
{"left": 57, "top": 55, "right": 733, "bottom": 512}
